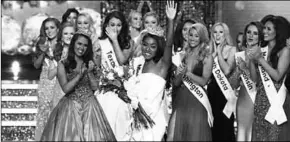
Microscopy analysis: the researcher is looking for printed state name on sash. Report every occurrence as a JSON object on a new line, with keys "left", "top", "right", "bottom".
{"left": 133, "top": 56, "right": 145, "bottom": 77}
{"left": 235, "top": 51, "right": 257, "bottom": 103}
{"left": 99, "top": 38, "right": 120, "bottom": 70}
{"left": 258, "top": 46, "right": 287, "bottom": 125}
{"left": 182, "top": 75, "right": 214, "bottom": 127}
{"left": 212, "top": 57, "right": 237, "bottom": 118}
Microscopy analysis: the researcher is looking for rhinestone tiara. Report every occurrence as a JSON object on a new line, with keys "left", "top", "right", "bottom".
{"left": 141, "top": 26, "right": 164, "bottom": 37}
{"left": 75, "top": 29, "right": 92, "bottom": 37}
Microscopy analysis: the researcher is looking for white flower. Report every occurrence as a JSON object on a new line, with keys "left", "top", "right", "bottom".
{"left": 115, "top": 66, "right": 124, "bottom": 77}
{"left": 124, "top": 76, "right": 139, "bottom": 91}
{"left": 130, "top": 97, "right": 139, "bottom": 110}
{"left": 128, "top": 68, "right": 134, "bottom": 77}
{"left": 107, "top": 72, "right": 115, "bottom": 80}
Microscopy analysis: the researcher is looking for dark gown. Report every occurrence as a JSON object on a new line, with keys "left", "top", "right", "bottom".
{"left": 40, "top": 70, "right": 116, "bottom": 141}
{"left": 252, "top": 73, "right": 290, "bottom": 141}
{"left": 172, "top": 61, "right": 212, "bottom": 141}
{"left": 207, "top": 63, "right": 236, "bottom": 141}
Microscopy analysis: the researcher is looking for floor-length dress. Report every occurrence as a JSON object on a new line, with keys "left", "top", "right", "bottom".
{"left": 96, "top": 38, "right": 132, "bottom": 141}
{"left": 236, "top": 57, "right": 257, "bottom": 141}
{"left": 129, "top": 73, "right": 168, "bottom": 141}
{"left": 35, "top": 58, "right": 57, "bottom": 141}
{"left": 40, "top": 69, "right": 116, "bottom": 141}
{"left": 207, "top": 66, "right": 236, "bottom": 141}
{"left": 252, "top": 76, "right": 290, "bottom": 141}
{"left": 236, "top": 83, "right": 255, "bottom": 140}
{"left": 172, "top": 61, "right": 212, "bottom": 141}
{"left": 279, "top": 73, "right": 290, "bottom": 141}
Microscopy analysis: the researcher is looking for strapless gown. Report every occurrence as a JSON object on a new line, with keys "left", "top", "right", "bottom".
{"left": 130, "top": 73, "right": 168, "bottom": 141}
{"left": 40, "top": 70, "right": 116, "bottom": 141}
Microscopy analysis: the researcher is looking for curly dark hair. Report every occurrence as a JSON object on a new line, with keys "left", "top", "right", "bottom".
{"left": 64, "top": 33, "right": 93, "bottom": 73}
{"left": 261, "top": 15, "right": 290, "bottom": 69}
{"left": 173, "top": 19, "right": 196, "bottom": 52}
{"left": 61, "top": 8, "right": 79, "bottom": 24}
{"left": 99, "top": 11, "right": 131, "bottom": 50}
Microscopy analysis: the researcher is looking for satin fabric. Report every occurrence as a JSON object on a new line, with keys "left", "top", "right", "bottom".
{"left": 40, "top": 70, "right": 116, "bottom": 141}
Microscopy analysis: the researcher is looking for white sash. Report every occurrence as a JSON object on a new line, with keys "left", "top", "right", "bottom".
{"left": 99, "top": 38, "right": 120, "bottom": 70}
{"left": 212, "top": 57, "right": 237, "bottom": 118}
{"left": 182, "top": 75, "right": 214, "bottom": 127}
{"left": 172, "top": 56, "right": 213, "bottom": 127}
{"left": 235, "top": 51, "right": 257, "bottom": 103}
{"left": 258, "top": 46, "right": 287, "bottom": 125}
{"left": 132, "top": 56, "right": 145, "bottom": 77}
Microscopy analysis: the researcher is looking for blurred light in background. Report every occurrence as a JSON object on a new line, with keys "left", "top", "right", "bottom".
{"left": 39, "top": 1, "right": 49, "bottom": 8}
{"left": 11, "top": 61, "right": 20, "bottom": 80}
{"left": 67, "top": 1, "right": 74, "bottom": 4}
{"left": 11, "top": 1, "right": 21, "bottom": 10}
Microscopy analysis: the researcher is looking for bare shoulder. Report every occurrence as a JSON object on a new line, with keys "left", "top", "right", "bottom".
{"left": 279, "top": 46, "right": 290, "bottom": 57}
{"left": 228, "top": 45, "right": 237, "bottom": 53}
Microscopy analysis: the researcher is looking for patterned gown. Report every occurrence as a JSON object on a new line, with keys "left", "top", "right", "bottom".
{"left": 40, "top": 69, "right": 116, "bottom": 141}
{"left": 35, "top": 58, "right": 57, "bottom": 141}
{"left": 252, "top": 75, "right": 290, "bottom": 141}
{"left": 280, "top": 72, "right": 290, "bottom": 141}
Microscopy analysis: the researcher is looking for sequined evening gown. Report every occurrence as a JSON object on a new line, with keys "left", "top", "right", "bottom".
{"left": 40, "top": 70, "right": 116, "bottom": 141}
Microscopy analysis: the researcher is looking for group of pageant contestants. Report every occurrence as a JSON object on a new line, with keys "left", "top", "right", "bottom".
{"left": 31, "top": 0, "right": 290, "bottom": 141}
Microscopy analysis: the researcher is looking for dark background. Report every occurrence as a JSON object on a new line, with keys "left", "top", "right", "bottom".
{"left": 1, "top": 53, "right": 41, "bottom": 80}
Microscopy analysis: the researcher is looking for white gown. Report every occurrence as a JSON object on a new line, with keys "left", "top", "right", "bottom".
{"left": 129, "top": 73, "right": 168, "bottom": 141}
{"left": 95, "top": 39, "right": 132, "bottom": 141}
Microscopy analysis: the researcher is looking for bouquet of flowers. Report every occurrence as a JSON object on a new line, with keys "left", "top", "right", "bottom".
{"left": 99, "top": 65, "right": 155, "bottom": 130}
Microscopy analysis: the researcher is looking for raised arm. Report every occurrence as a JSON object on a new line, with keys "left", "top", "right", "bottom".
{"left": 137, "top": 0, "right": 145, "bottom": 12}
{"left": 146, "top": 0, "right": 154, "bottom": 12}
{"left": 106, "top": 27, "right": 133, "bottom": 65}
{"left": 256, "top": 47, "right": 290, "bottom": 81}
{"left": 161, "top": 1, "right": 177, "bottom": 66}
{"left": 57, "top": 62, "right": 84, "bottom": 94}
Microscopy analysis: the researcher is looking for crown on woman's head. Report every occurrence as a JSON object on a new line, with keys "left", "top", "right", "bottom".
{"left": 142, "top": 26, "right": 164, "bottom": 37}
{"left": 75, "top": 29, "right": 92, "bottom": 37}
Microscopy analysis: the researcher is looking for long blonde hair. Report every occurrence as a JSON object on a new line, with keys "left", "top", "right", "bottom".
{"left": 187, "top": 23, "right": 210, "bottom": 60}
{"left": 209, "top": 22, "right": 233, "bottom": 54}
{"left": 77, "top": 12, "right": 96, "bottom": 39}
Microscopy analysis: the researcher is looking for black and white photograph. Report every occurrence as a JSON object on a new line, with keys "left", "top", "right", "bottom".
{"left": 1, "top": 0, "right": 290, "bottom": 141}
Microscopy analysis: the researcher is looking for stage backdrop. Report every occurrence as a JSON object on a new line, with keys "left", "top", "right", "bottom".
{"left": 1, "top": 1, "right": 101, "bottom": 81}
{"left": 220, "top": 1, "right": 290, "bottom": 47}
{"left": 101, "top": 0, "right": 216, "bottom": 30}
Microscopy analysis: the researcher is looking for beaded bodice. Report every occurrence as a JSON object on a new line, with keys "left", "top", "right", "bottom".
{"left": 66, "top": 70, "right": 94, "bottom": 103}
